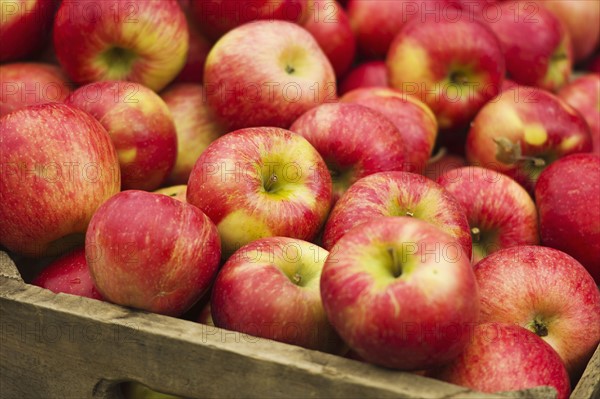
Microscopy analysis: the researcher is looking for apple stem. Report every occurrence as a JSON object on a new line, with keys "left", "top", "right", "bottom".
{"left": 406, "top": 211, "right": 414, "bottom": 217}
{"left": 264, "top": 174, "right": 278, "bottom": 192}
{"left": 523, "top": 156, "right": 546, "bottom": 167}
{"left": 388, "top": 247, "right": 402, "bottom": 278}
{"left": 531, "top": 318, "right": 549, "bottom": 337}
{"left": 471, "top": 227, "right": 481, "bottom": 243}
{"left": 427, "top": 147, "right": 447, "bottom": 164}
{"left": 292, "top": 272, "right": 302, "bottom": 285}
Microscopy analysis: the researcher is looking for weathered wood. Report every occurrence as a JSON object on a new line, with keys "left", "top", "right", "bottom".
{"left": 0, "top": 251, "right": 594, "bottom": 399}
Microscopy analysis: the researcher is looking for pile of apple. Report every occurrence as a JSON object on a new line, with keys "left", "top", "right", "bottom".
{"left": 1, "top": 0, "right": 600, "bottom": 398}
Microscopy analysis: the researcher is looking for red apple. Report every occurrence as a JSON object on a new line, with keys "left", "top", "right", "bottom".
{"left": 0, "top": 62, "right": 72, "bottom": 117}
{"left": 320, "top": 216, "right": 478, "bottom": 370}
{"left": 387, "top": 17, "right": 505, "bottom": 131}
{"left": 423, "top": 152, "right": 466, "bottom": 181}
{"left": 437, "top": 166, "right": 539, "bottom": 263}
{"left": 536, "top": 0, "right": 600, "bottom": 63}
{"left": 53, "top": 0, "right": 189, "bottom": 92}
{"left": 65, "top": 81, "right": 178, "bottom": 191}
{"left": 558, "top": 74, "right": 600, "bottom": 155}
{"left": 289, "top": 103, "right": 407, "bottom": 202}
{"left": 173, "top": 12, "right": 213, "bottom": 84}
{"left": 0, "top": 0, "right": 55, "bottom": 62}
{"left": 485, "top": 1, "right": 572, "bottom": 91}
{"left": 535, "top": 154, "right": 600, "bottom": 283}
{"left": 186, "top": 127, "right": 332, "bottom": 256}
{"left": 339, "top": 61, "right": 388, "bottom": 95}
{"left": 340, "top": 88, "right": 438, "bottom": 173}
{"left": 154, "top": 185, "right": 187, "bottom": 203}
{"left": 589, "top": 54, "right": 600, "bottom": 74}
{"left": 429, "top": 323, "right": 571, "bottom": 399}
{"left": 474, "top": 245, "right": 600, "bottom": 381}
{"left": 211, "top": 237, "right": 342, "bottom": 353}
{"left": 86, "top": 190, "right": 221, "bottom": 317}
{"left": 0, "top": 103, "right": 120, "bottom": 257}
{"left": 32, "top": 247, "right": 103, "bottom": 300}
{"left": 160, "top": 83, "right": 226, "bottom": 185}
{"left": 466, "top": 86, "right": 593, "bottom": 193}
{"left": 302, "top": 0, "right": 355, "bottom": 77}
{"left": 190, "top": 0, "right": 308, "bottom": 41}
{"left": 322, "top": 171, "right": 472, "bottom": 258}
{"left": 203, "top": 20, "right": 336, "bottom": 131}
{"left": 196, "top": 302, "right": 214, "bottom": 326}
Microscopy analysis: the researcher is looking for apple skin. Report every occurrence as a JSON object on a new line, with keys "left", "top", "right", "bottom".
{"left": 186, "top": 127, "right": 332, "bottom": 257}
{"left": 86, "top": 190, "right": 221, "bottom": 317}
{"left": 0, "top": 103, "right": 121, "bottom": 257}
{"left": 340, "top": 88, "right": 438, "bottom": 173}
{"left": 0, "top": 0, "right": 55, "bottom": 62}
{"left": 339, "top": 61, "right": 388, "bottom": 95}
{"left": 485, "top": 1, "right": 572, "bottom": 92}
{"left": 65, "top": 81, "right": 178, "bottom": 191}
{"left": 473, "top": 245, "right": 600, "bottom": 382}
{"left": 290, "top": 103, "right": 407, "bottom": 202}
{"left": 160, "top": 83, "right": 226, "bottom": 185}
{"left": 589, "top": 54, "right": 600, "bottom": 74}
{"left": 302, "top": 0, "right": 355, "bottom": 78}
{"left": 172, "top": 12, "right": 213, "bottom": 85}
{"left": 211, "top": 237, "right": 343, "bottom": 353}
{"left": 437, "top": 166, "right": 539, "bottom": 264}
{"left": 190, "top": 0, "right": 308, "bottom": 41}
{"left": 558, "top": 74, "right": 600, "bottom": 156}
{"left": 386, "top": 17, "right": 505, "bottom": 131}
{"left": 322, "top": 171, "right": 472, "bottom": 259}
{"left": 0, "top": 62, "right": 72, "bottom": 117}
{"left": 53, "top": 0, "right": 188, "bottom": 92}
{"left": 154, "top": 185, "right": 187, "bottom": 203}
{"left": 466, "top": 86, "right": 593, "bottom": 193}
{"left": 320, "top": 216, "right": 478, "bottom": 370}
{"left": 203, "top": 20, "right": 336, "bottom": 131}
{"left": 428, "top": 323, "right": 571, "bottom": 399}
{"left": 535, "top": 154, "right": 600, "bottom": 283}
{"left": 423, "top": 153, "right": 466, "bottom": 181}
{"left": 536, "top": 0, "right": 600, "bottom": 63}
{"left": 31, "top": 247, "right": 104, "bottom": 301}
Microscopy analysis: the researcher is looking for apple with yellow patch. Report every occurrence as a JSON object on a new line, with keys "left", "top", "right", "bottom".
{"left": 65, "top": 81, "right": 177, "bottom": 191}
{"left": 339, "top": 61, "right": 388, "bottom": 95}
{"left": 53, "top": 0, "right": 188, "bottom": 92}
{"left": 203, "top": 20, "right": 336, "bottom": 131}
{"left": 386, "top": 17, "right": 505, "bottom": 131}
{"left": 186, "top": 127, "right": 332, "bottom": 257}
{"left": 466, "top": 86, "right": 592, "bottom": 193}
{"left": 320, "top": 216, "right": 479, "bottom": 370}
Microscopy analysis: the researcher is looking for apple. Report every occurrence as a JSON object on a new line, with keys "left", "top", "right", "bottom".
{"left": 558, "top": 74, "right": 600, "bottom": 155}
{"left": 589, "top": 54, "right": 600, "bottom": 74}
{"left": 428, "top": 323, "right": 571, "bottom": 399}
{"left": 322, "top": 171, "right": 472, "bottom": 258}
{"left": 190, "top": 0, "right": 308, "bottom": 41}
{"left": 485, "top": 1, "right": 572, "bottom": 91}
{"left": 86, "top": 190, "right": 221, "bottom": 317}
{"left": 338, "top": 61, "right": 388, "bottom": 95}
{"left": 0, "top": 103, "right": 120, "bottom": 257}
{"left": 65, "top": 81, "right": 178, "bottom": 191}
{"left": 436, "top": 166, "right": 539, "bottom": 264}
{"left": 423, "top": 152, "right": 466, "bottom": 181}
{"left": 536, "top": 0, "right": 600, "bottom": 63}
{"left": 302, "top": 0, "right": 355, "bottom": 77}
{"left": 31, "top": 247, "right": 103, "bottom": 300}
{"left": 211, "top": 237, "right": 342, "bottom": 353}
{"left": 320, "top": 216, "right": 478, "bottom": 370}
{"left": 386, "top": 17, "right": 505, "bottom": 131}
{"left": 203, "top": 20, "right": 336, "bottom": 131}
{"left": 160, "top": 83, "right": 226, "bottom": 185}
{"left": 172, "top": 11, "right": 213, "bottom": 85}
{"left": 154, "top": 185, "right": 187, "bottom": 203}
{"left": 535, "top": 154, "right": 600, "bottom": 283}
{"left": 53, "top": 0, "right": 188, "bottom": 92}
{"left": 186, "top": 127, "right": 332, "bottom": 257}
{"left": 340, "top": 88, "right": 438, "bottom": 173}
{"left": 0, "top": 62, "right": 72, "bottom": 117}
{"left": 289, "top": 103, "right": 407, "bottom": 202}
{"left": 473, "top": 245, "right": 600, "bottom": 381}
{"left": 0, "top": 0, "right": 55, "bottom": 62}
{"left": 466, "top": 86, "right": 593, "bottom": 193}
{"left": 196, "top": 302, "right": 214, "bottom": 326}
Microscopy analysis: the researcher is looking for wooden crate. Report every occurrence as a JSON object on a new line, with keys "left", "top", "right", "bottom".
{"left": 1, "top": 251, "right": 598, "bottom": 399}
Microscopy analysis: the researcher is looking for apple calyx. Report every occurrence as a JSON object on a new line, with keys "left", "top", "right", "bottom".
{"left": 449, "top": 70, "right": 470, "bottom": 86}
{"left": 97, "top": 46, "right": 138, "bottom": 79}
{"left": 285, "top": 65, "right": 296, "bottom": 75}
{"left": 528, "top": 317, "right": 549, "bottom": 337}
{"left": 292, "top": 272, "right": 302, "bottom": 285}
{"left": 493, "top": 137, "right": 546, "bottom": 167}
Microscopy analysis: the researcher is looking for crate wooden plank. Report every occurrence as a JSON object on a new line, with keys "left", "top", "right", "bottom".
{"left": 0, "top": 251, "right": 588, "bottom": 399}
